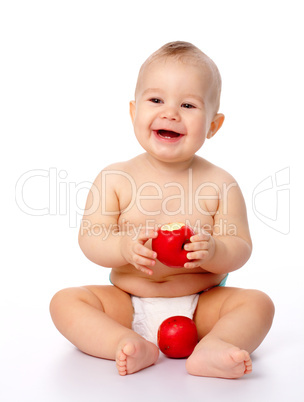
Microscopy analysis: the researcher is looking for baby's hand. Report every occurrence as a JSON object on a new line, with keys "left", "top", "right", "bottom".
{"left": 120, "top": 227, "right": 158, "bottom": 276}
{"left": 183, "top": 229, "right": 215, "bottom": 269}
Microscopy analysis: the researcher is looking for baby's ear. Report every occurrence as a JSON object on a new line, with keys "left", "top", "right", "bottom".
{"left": 129, "top": 101, "right": 136, "bottom": 124}
{"left": 207, "top": 113, "right": 225, "bottom": 139}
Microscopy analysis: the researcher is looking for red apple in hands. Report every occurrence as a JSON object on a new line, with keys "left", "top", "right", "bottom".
{"left": 157, "top": 316, "right": 198, "bottom": 358}
{"left": 152, "top": 223, "right": 195, "bottom": 268}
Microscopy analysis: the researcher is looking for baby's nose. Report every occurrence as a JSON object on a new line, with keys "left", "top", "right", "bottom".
{"left": 160, "top": 106, "right": 180, "bottom": 121}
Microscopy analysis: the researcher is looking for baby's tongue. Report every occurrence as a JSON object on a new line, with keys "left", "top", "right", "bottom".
{"left": 158, "top": 130, "right": 180, "bottom": 138}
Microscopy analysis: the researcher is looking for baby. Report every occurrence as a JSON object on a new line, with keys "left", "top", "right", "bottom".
{"left": 50, "top": 41, "right": 275, "bottom": 379}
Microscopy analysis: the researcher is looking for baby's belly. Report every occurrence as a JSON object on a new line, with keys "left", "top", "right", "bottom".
{"left": 110, "top": 265, "right": 226, "bottom": 297}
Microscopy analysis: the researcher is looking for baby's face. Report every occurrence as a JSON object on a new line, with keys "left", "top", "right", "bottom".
{"left": 130, "top": 58, "right": 219, "bottom": 164}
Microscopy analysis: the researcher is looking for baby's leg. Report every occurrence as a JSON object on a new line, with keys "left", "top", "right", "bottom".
{"left": 50, "top": 285, "right": 159, "bottom": 375}
{"left": 186, "top": 287, "right": 274, "bottom": 379}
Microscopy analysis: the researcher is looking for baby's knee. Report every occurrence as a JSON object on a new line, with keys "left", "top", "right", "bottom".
{"left": 50, "top": 286, "right": 106, "bottom": 319}
{"left": 242, "top": 289, "right": 275, "bottom": 322}
{"left": 49, "top": 287, "right": 83, "bottom": 321}
{"left": 50, "top": 288, "right": 67, "bottom": 318}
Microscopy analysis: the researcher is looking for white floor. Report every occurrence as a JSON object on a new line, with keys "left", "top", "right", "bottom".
{"left": 1, "top": 289, "right": 303, "bottom": 402}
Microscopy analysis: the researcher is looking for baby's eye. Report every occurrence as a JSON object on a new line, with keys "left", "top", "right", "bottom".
{"left": 182, "top": 103, "right": 195, "bottom": 109}
{"left": 149, "top": 98, "right": 163, "bottom": 104}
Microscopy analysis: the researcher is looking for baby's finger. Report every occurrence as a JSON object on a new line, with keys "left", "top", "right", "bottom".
{"left": 138, "top": 228, "right": 158, "bottom": 242}
{"left": 133, "top": 243, "right": 157, "bottom": 260}
{"left": 134, "top": 265, "right": 154, "bottom": 276}
{"left": 184, "top": 259, "right": 204, "bottom": 269}
{"left": 186, "top": 250, "right": 208, "bottom": 262}
{"left": 133, "top": 252, "right": 156, "bottom": 266}
{"left": 184, "top": 241, "right": 208, "bottom": 252}
{"left": 136, "top": 265, "right": 154, "bottom": 276}
{"left": 190, "top": 232, "right": 210, "bottom": 242}
{"left": 133, "top": 257, "right": 155, "bottom": 275}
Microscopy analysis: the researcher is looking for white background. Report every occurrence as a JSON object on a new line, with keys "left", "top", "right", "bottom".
{"left": 1, "top": 1, "right": 303, "bottom": 401}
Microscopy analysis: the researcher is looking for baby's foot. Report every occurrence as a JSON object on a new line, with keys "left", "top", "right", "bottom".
{"left": 186, "top": 338, "right": 252, "bottom": 379}
{"left": 116, "top": 337, "right": 159, "bottom": 376}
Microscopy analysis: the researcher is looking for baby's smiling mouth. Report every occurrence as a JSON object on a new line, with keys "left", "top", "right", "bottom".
{"left": 157, "top": 129, "right": 183, "bottom": 139}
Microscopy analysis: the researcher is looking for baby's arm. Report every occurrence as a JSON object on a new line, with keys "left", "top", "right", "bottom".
{"left": 78, "top": 169, "right": 157, "bottom": 275}
{"left": 185, "top": 176, "right": 252, "bottom": 274}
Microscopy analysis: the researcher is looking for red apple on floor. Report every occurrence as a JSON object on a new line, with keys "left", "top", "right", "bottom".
{"left": 152, "top": 222, "right": 195, "bottom": 268}
{"left": 157, "top": 316, "right": 198, "bottom": 358}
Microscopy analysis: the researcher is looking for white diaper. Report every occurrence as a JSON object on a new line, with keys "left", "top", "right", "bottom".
{"left": 131, "top": 294, "right": 199, "bottom": 346}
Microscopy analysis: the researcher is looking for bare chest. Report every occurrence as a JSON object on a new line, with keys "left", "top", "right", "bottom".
{"left": 117, "top": 169, "right": 218, "bottom": 232}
